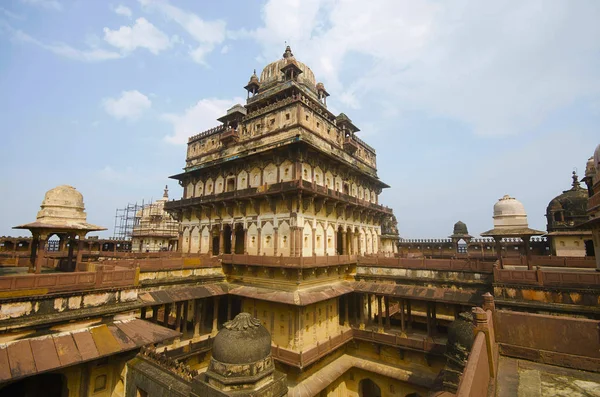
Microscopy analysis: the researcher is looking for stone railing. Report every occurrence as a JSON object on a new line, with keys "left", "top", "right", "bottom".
{"left": 188, "top": 124, "right": 226, "bottom": 143}
{"left": 0, "top": 265, "right": 139, "bottom": 296}
{"left": 100, "top": 255, "right": 221, "bottom": 272}
{"left": 358, "top": 256, "right": 494, "bottom": 273}
{"left": 271, "top": 329, "right": 353, "bottom": 368}
{"left": 493, "top": 266, "right": 600, "bottom": 287}
{"left": 352, "top": 328, "right": 445, "bottom": 355}
{"left": 220, "top": 254, "right": 357, "bottom": 269}
{"left": 502, "top": 255, "right": 596, "bottom": 268}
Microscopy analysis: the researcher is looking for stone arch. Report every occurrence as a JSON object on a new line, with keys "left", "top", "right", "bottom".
{"left": 211, "top": 225, "right": 220, "bottom": 255}
{"left": 234, "top": 224, "right": 245, "bottom": 254}
{"left": 250, "top": 167, "right": 261, "bottom": 187}
{"left": 336, "top": 225, "right": 344, "bottom": 255}
{"left": 314, "top": 166, "right": 323, "bottom": 186}
{"left": 215, "top": 176, "right": 225, "bottom": 194}
{"left": 315, "top": 223, "right": 325, "bottom": 253}
{"left": 325, "top": 171, "right": 334, "bottom": 189}
{"left": 262, "top": 221, "right": 274, "bottom": 256}
{"left": 359, "top": 378, "right": 381, "bottom": 397}
{"left": 237, "top": 170, "right": 248, "bottom": 190}
{"left": 326, "top": 224, "right": 336, "bottom": 255}
{"left": 247, "top": 223, "right": 258, "bottom": 255}
{"left": 263, "top": 163, "right": 277, "bottom": 185}
{"left": 302, "top": 221, "right": 313, "bottom": 256}
{"left": 186, "top": 181, "right": 194, "bottom": 198}
{"left": 365, "top": 189, "right": 370, "bottom": 202}
{"left": 279, "top": 160, "right": 293, "bottom": 182}
{"left": 302, "top": 163, "right": 312, "bottom": 182}
{"left": 358, "top": 186, "right": 364, "bottom": 200}
{"left": 351, "top": 183, "right": 358, "bottom": 197}
{"left": 201, "top": 226, "right": 210, "bottom": 254}
{"left": 205, "top": 178, "right": 214, "bottom": 195}
{"left": 182, "top": 227, "right": 190, "bottom": 254}
{"left": 190, "top": 226, "right": 200, "bottom": 253}
{"left": 195, "top": 181, "right": 204, "bottom": 197}
{"left": 279, "top": 221, "right": 290, "bottom": 256}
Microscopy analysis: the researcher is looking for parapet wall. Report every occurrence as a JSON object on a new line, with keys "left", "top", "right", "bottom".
{"left": 495, "top": 310, "right": 600, "bottom": 372}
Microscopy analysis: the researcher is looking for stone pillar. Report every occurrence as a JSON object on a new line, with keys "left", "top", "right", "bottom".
{"left": 359, "top": 294, "right": 366, "bottom": 330}
{"left": 140, "top": 307, "right": 147, "bottom": 320}
{"left": 75, "top": 237, "right": 85, "bottom": 270}
{"left": 290, "top": 227, "right": 296, "bottom": 257}
{"left": 194, "top": 299, "right": 202, "bottom": 337}
{"left": 151, "top": 305, "right": 159, "bottom": 323}
{"left": 377, "top": 295, "right": 383, "bottom": 332}
{"left": 342, "top": 231, "right": 348, "bottom": 255}
{"left": 353, "top": 294, "right": 359, "bottom": 326}
{"left": 482, "top": 292, "right": 496, "bottom": 312}
{"left": 400, "top": 299, "right": 406, "bottom": 334}
{"left": 349, "top": 230, "right": 354, "bottom": 255}
{"left": 257, "top": 228, "right": 262, "bottom": 255}
{"left": 175, "top": 302, "right": 183, "bottom": 331}
{"left": 212, "top": 296, "right": 219, "bottom": 335}
{"left": 28, "top": 237, "right": 39, "bottom": 273}
{"left": 34, "top": 235, "right": 47, "bottom": 274}
{"left": 472, "top": 307, "right": 497, "bottom": 378}
{"left": 183, "top": 301, "right": 190, "bottom": 338}
{"left": 431, "top": 302, "right": 437, "bottom": 336}
{"left": 273, "top": 227, "right": 278, "bottom": 256}
{"left": 407, "top": 300, "right": 412, "bottom": 330}
{"left": 384, "top": 296, "right": 390, "bottom": 330}
{"left": 219, "top": 228, "right": 225, "bottom": 255}
{"left": 243, "top": 228, "right": 248, "bottom": 254}
{"left": 312, "top": 228, "right": 316, "bottom": 256}
{"left": 523, "top": 236, "right": 533, "bottom": 270}
{"left": 231, "top": 227, "right": 236, "bottom": 255}
{"left": 426, "top": 302, "right": 432, "bottom": 337}
{"left": 163, "top": 303, "right": 171, "bottom": 328}
{"left": 367, "top": 294, "right": 372, "bottom": 326}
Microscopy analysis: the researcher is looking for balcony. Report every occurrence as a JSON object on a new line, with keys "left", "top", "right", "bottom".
{"left": 343, "top": 136, "right": 359, "bottom": 154}
{"left": 219, "top": 128, "right": 239, "bottom": 145}
{"left": 588, "top": 190, "right": 600, "bottom": 213}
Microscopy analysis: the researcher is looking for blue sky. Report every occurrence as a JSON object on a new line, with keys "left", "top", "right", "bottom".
{"left": 0, "top": 0, "right": 599, "bottom": 238}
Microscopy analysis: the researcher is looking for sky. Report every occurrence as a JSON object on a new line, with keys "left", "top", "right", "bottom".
{"left": 0, "top": 0, "right": 599, "bottom": 239}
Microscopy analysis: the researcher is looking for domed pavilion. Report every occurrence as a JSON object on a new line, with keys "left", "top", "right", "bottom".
{"left": 192, "top": 312, "right": 287, "bottom": 397}
{"left": 545, "top": 172, "right": 593, "bottom": 257}
{"left": 481, "top": 195, "right": 545, "bottom": 268}
{"left": 13, "top": 185, "right": 105, "bottom": 273}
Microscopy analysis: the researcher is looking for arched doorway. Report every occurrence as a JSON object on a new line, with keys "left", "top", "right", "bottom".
{"left": 234, "top": 224, "right": 245, "bottom": 254}
{"left": 359, "top": 378, "right": 381, "bottom": 397}
{"left": 585, "top": 240, "right": 595, "bottom": 257}
{"left": 0, "top": 373, "right": 67, "bottom": 397}
{"left": 223, "top": 225, "right": 232, "bottom": 254}
{"left": 337, "top": 227, "right": 344, "bottom": 255}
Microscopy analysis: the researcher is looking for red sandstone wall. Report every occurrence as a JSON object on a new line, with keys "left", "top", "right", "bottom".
{"left": 456, "top": 332, "right": 490, "bottom": 397}
{"left": 495, "top": 310, "right": 600, "bottom": 371}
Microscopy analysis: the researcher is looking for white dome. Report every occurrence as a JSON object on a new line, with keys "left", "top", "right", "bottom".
{"left": 36, "top": 185, "right": 87, "bottom": 223}
{"left": 492, "top": 195, "right": 528, "bottom": 229}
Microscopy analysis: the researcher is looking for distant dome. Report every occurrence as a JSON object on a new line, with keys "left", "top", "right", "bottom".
{"left": 259, "top": 46, "right": 317, "bottom": 93}
{"left": 594, "top": 144, "right": 600, "bottom": 173}
{"left": 453, "top": 221, "right": 469, "bottom": 236}
{"left": 492, "top": 195, "right": 528, "bottom": 229}
{"left": 36, "top": 185, "right": 86, "bottom": 224}
{"left": 546, "top": 172, "right": 588, "bottom": 231}
{"left": 212, "top": 313, "right": 271, "bottom": 365}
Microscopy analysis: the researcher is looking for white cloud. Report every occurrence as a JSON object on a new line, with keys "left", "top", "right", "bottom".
{"left": 249, "top": 0, "right": 600, "bottom": 136}
{"left": 102, "top": 90, "right": 152, "bottom": 121}
{"left": 162, "top": 97, "right": 244, "bottom": 144}
{"left": 20, "top": 0, "right": 62, "bottom": 11}
{"left": 138, "top": 0, "right": 227, "bottom": 64}
{"left": 7, "top": 26, "right": 122, "bottom": 62}
{"left": 103, "top": 18, "right": 172, "bottom": 55}
{"left": 113, "top": 4, "right": 132, "bottom": 18}
{"left": 1, "top": 7, "right": 25, "bottom": 20}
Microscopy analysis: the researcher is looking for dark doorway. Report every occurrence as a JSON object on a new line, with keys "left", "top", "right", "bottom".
{"left": 359, "top": 379, "right": 381, "bottom": 397}
{"left": 0, "top": 373, "right": 67, "bottom": 397}
{"left": 585, "top": 240, "right": 595, "bottom": 257}
{"left": 234, "top": 224, "right": 245, "bottom": 254}
{"left": 337, "top": 227, "right": 344, "bottom": 255}
{"left": 223, "top": 225, "right": 232, "bottom": 254}
{"left": 211, "top": 227, "right": 220, "bottom": 255}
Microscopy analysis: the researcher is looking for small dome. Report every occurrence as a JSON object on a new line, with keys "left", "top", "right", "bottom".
{"left": 452, "top": 221, "right": 469, "bottom": 236}
{"left": 594, "top": 143, "right": 600, "bottom": 173}
{"left": 212, "top": 313, "right": 271, "bottom": 365}
{"left": 492, "top": 195, "right": 528, "bottom": 229}
{"left": 259, "top": 46, "right": 316, "bottom": 92}
{"left": 36, "top": 185, "right": 86, "bottom": 224}
{"left": 546, "top": 172, "right": 588, "bottom": 230}
{"left": 446, "top": 312, "right": 475, "bottom": 354}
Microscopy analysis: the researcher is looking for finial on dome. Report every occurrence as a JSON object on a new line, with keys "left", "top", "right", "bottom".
{"left": 224, "top": 312, "right": 262, "bottom": 331}
{"left": 163, "top": 185, "right": 169, "bottom": 198}
{"left": 283, "top": 45, "right": 293, "bottom": 59}
{"left": 571, "top": 170, "right": 580, "bottom": 189}
{"left": 253, "top": 68, "right": 256, "bottom": 76}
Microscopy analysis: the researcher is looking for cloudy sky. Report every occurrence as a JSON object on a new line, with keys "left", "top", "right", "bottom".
{"left": 1, "top": 0, "right": 599, "bottom": 238}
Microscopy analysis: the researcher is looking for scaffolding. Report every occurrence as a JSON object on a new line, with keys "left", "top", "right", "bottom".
{"left": 113, "top": 202, "right": 144, "bottom": 240}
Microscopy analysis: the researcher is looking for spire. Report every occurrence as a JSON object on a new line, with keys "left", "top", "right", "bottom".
{"left": 571, "top": 170, "right": 581, "bottom": 189}
{"left": 163, "top": 185, "right": 169, "bottom": 198}
{"left": 283, "top": 45, "right": 293, "bottom": 59}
